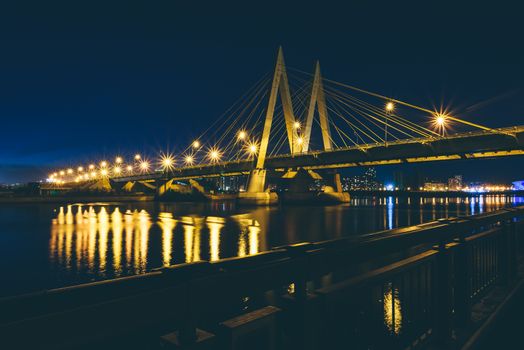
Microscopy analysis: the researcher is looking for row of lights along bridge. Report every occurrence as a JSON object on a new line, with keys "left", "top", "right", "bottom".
{"left": 47, "top": 103, "right": 450, "bottom": 184}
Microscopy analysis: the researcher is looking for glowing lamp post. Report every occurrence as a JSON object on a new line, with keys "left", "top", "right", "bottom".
{"left": 184, "top": 155, "right": 194, "bottom": 166}
{"left": 434, "top": 114, "right": 448, "bottom": 136}
{"left": 385, "top": 102, "right": 394, "bottom": 146}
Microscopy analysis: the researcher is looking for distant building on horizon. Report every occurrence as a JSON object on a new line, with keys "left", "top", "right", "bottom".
{"left": 448, "top": 175, "right": 463, "bottom": 191}
{"left": 342, "top": 167, "right": 382, "bottom": 191}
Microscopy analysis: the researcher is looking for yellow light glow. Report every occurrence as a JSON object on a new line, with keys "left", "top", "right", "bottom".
{"left": 126, "top": 165, "right": 133, "bottom": 172}
{"left": 134, "top": 154, "right": 141, "bottom": 160}
{"left": 114, "top": 166, "right": 122, "bottom": 174}
{"left": 100, "top": 169, "right": 108, "bottom": 176}
{"left": 184, "top": 155, "right": 195, "bottom": 165}
{"left": 296, "top": 137, "right": 304, "bottom": 145}
{"left": 208, "top": 147, "right": 221, "bottom": 162}
{"left": 59, "top": 170, "right": 65, "bottom": 176}
{"left": 245, "top": 141, "right": 259, "bottom": 156}
{"left": 385, "top": 101, "right": 395, "bottom": 112}
{"left": 237, "top": 130, "right": 247, "bottom": 140}
{"left": 53, "top": 172, "right": 58, "bottom": 177}
{"left": 100, "top": 161, "right": 107, "bottom": 168}
{"left": 160, "top": 154, "right": 175, "bottom": 171}
{"left": 115, "top": 156, "right": 123, "bottom": 164}
{"left": 139, "top": 161, "right": 150, "bottom": 172}
{"left": 88, "top": 164, "right": 95, "bottom": 170}
{"left": 77, "top": 166, "right": 84, "bottom": 172}
{"left": 83, "top": 174, "right": 89, "bottom": 180}
{"left": 67, "top": 168, "right": 73, "bottom": 174}
{"left": 436, "top": 114, "right": 446, "bottom": 126}
{"left": 90, "top": 171, "right": 97, "bottom": 178}
{"left": 192, "top": 140, "right": 200, "bottom": 149}
{"left": 293, "top": 121, "right": 301, "bottom": 130}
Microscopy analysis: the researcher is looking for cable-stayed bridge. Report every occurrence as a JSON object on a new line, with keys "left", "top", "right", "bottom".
{"left": 46, "top": 48, "right": 524, "bottom": 204}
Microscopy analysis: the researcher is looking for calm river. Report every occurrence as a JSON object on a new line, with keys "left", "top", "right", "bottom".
{"left": 0, "top": 194, "right": 522, "bottom": 297}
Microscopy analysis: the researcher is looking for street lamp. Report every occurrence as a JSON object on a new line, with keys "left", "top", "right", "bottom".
{"left": 139, "top": 161, "right": 150, "bottom": 172}
{"left": 385, "top": 101, "right": 394, "bottom": 146}
{"left": 184, "top": 155, "right": 195, "bottom": 166}
{"left": 434, "top": 114, "right": 448, "bottom": 136}
{"left": 237, "top": 130, "right": 247, "bottom": 141}
{"left": 160, "top": 154, "right": 175, "bottom": 171}
{"left": 207, "top": 147, "right": 221, "bottom": 163}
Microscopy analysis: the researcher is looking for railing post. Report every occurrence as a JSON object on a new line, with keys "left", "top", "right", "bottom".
{"left": 453, "top": 231, "right": 471, "bottom": 327}
{"left": 434, "top": 242, "right": 453, "bottom": 345}
{"left": 159, "top": 262, "right": 216, "bottom": 349}
{"left": 509, "top": 218, "right": 518, "bottom": 281}
{"left": 279, "top": 243, "right": 318, "bottom": 350}
{"left": 499, "top": 218, "right": 516, "bottom": 286}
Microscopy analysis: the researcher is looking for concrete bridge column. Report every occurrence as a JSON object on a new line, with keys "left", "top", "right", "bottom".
{"left": 320, "top": 171, "right": 349, "bottom": 203}
{"left": 238, "top": 169, "right": 278, "bottom": 205}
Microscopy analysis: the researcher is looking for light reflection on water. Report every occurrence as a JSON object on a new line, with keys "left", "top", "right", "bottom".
{"left": 0, "top": 194, "right": 522, "bottom": 297}
{"left": 383, "top": 284, "right": 402, "bottom": 335}
{"left": 50, "top": 205, "right": 263, "bottom": 280}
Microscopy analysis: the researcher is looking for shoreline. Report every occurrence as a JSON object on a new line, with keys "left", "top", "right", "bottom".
{"left": 0, "top": 195, "right": 155, "bottom": 204}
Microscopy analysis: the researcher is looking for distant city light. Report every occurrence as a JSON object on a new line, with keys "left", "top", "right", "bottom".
{"left": 100, "top": 161, "right": 107, "bottom": 168}
{"left": 59, "top": 170, "right": 65, "bottom": 176}
{"left": 88, "top": 164, "right": 95, "bottom": 170}
{"left": 114, "top": 166, "right": 122, "bottom": 175}
{"left": 192, "top": 140, "right": 201, "bottom": 149}
{"left": 100, "top": 169, "right": 108, "bottom": 176}
{"left": 67, "top": 168, "right": 73, "bottom": 174}
{"left": 385, "top": 101, "right": 395, "bottom": 112}
{"left": 77, "top": 166, "right": 84, "bottom": 172}
{"left": 115, "top": 156, "right": 123, "bottom": 164}
{"left": 134, "top": 154, "right": 141, "bottom": 160}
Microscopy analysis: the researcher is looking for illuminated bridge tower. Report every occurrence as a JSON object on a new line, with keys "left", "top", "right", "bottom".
{"left": 239, "top": 47, "right": 293, "bottom": 205}
{"left": 239, "top": 48, "right": 349, "bottom": 205}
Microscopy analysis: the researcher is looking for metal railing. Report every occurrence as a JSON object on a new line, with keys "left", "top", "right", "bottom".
{"left": 1, "top": 206, "right": 523, "bottom": 349}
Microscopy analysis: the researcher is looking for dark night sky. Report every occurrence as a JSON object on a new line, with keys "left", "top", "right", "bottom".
{"left": 0, "top": 3, "right": 522, "bottom": 183}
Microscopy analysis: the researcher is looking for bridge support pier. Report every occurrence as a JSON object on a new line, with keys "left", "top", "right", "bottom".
{"left": 238, "top": 169, "right": 278, "bottom": 206}
{"left": 319, "top": 171, "right": 350, "bottom": 203}
{"left": 280, "top": 169, "right": 349, "bottom": 204}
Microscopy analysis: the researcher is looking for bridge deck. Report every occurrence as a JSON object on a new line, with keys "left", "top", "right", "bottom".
{"left": 113, "top": 126, "right": 524, "bottom": 182}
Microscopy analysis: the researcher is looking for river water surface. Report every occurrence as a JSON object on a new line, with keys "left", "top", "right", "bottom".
{"left": 1, "top": 194, "right": 522, "bottom": 298}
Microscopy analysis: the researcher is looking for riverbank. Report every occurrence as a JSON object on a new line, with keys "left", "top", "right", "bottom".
{"left": 0, "top": 194, "right": 155, "bottom": 204}
{"left": 348, "top": 190, "right": 524, "bottom": 197}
